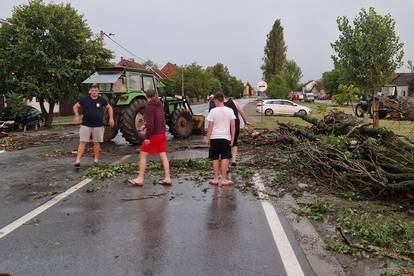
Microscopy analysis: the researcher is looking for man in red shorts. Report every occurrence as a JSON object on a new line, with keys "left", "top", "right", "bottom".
{"left": 128, "top": 89, "right": 171, "bottom": 186}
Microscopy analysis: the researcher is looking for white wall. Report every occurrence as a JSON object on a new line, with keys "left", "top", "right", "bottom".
{"left": 26, "top": 97, "right": 59, "bottom": 113}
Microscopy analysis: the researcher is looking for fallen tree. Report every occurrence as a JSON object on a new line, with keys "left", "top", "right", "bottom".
{"left": 241, "top": 109, "right": 414, "bottom": 197}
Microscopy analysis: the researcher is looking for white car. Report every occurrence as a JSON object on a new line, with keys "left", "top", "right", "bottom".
{"left": 256, "top": 99, "right": 312, "bottom": 116}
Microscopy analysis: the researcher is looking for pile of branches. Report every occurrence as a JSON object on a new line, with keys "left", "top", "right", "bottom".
{"left": 380, "top": 96, "right": 414, "bottom": 121}
{"left": 242, "top": 110, "right": 414, "bottom": 197}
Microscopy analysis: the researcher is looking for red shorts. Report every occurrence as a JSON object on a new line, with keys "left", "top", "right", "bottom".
{"left": 140, "top": 133, "right": 167, "bottom": 154}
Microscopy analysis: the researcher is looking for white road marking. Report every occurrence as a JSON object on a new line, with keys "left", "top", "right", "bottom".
{"left": 0, "top": 154, "right": 133, "bottom": 239}
{"left": 0, "top": 150, "right": 5, "bottom": 154}
{"left": 253, "top": 173, "right": 305, "bottom": 276}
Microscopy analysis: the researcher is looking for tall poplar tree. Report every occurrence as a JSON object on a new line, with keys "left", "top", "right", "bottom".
{"left": 261, "top": 19, "right": 287, "bottom": 82}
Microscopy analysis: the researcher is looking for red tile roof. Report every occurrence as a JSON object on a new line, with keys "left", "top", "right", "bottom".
{"left": 161, "top": 62, "right": 180, "bottom": 78}
{"left": 117, "top": 57, "right": 146, "bottom": 70}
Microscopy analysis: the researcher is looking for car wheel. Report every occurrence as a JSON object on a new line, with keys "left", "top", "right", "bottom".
{"left": 264, "top": 109, "right": 273, "bottom": 116}
{"left": 298, "top": 110, "right": 307, "bottom": 116}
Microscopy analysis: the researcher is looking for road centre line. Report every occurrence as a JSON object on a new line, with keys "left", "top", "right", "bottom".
{"left": 0, "top": 154, "right": 132, "bottom": 240}
{"left": 252, "top": 173, "right": 305, "bottom": 276}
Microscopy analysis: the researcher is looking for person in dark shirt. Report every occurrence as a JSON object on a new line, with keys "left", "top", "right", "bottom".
{"left": 128, "top": 89, "right": 171, "bottom": 186}
{"left": 73, "top": 84, "right": 114, "bottom": 167}
{"left": 224, "top": 97, "right": 251, "bottom": 166}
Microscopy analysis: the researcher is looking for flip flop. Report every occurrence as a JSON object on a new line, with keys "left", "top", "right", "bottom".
{"left": 128, "top": 179, "right": 144, "bottom": 186}
{"left": 209, "top": 180, "right": 219, "bottom": 185}
{"left": 221, "top": 180, "right": 234, "bottom": 186}
{"left": 159, "top": 180, "right": 172, "bottom": 186}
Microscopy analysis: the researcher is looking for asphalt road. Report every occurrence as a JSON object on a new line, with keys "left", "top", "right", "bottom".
{"left": 0, "top": 100, "right": 316, "bottom": 276}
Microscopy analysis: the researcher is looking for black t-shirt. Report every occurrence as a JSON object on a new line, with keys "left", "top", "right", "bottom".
{"left": 79, "top": 96, "right": 108, "bottom": 127}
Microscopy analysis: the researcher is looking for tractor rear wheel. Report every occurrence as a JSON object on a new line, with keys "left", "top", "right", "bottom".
{"left": 170, "top": 108, "right": 194, "bottom": 138}
{"left": 103, "top": 107, "right": 119, "bottom": 142}
{"left": 119, "top": 98, "right": 147, "bottom": 145}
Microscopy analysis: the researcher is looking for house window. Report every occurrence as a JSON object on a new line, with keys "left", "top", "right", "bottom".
{"left": 403, "top": 91, "right": 406, "bottom": 97}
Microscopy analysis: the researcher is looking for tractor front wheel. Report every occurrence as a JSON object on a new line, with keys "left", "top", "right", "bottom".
{"left": 119, "top": 98, "right": 147, "bottom": 145}
{"left": 170, "top": 108, "right": 194, "bottom": 138}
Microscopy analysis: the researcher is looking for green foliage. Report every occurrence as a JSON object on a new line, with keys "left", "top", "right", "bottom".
{"left": 408, "top": 60, "right": 414, "bottom": 73}
{"left": 167, "top": 63, "right": 220, "bottom": 100}
{"left": 240, "top": 170, "right": 254, "bottom": 179}
{"left": 271, "top": 170, "right": 290, "bottom": 186}
{"left": 267, "top": 74, "right": 290, "bottom": 99}
{"left": 335, "top": 208, "right": 414, "bottom": 257}
{"left": 295, "top": 200, "right": 330, "bottom": 221}
{"left": 321, "top": 67, "right": 347, "bottom": 96}
{"left": 0, "top": 0, "right": 112, "bottom": 126}
{"left": 262, "top": 19, "right": 287, "bottom": 82}
{"left": 322, "top": 135, "right": 349, "bottom": 150}
{"left": 331, "top": 7, "right": 404, "bottom": 94}
{"left": 5, "top": 92, "right": 26, "bottom": 116}
{"left": 283, "top": 60, "right": 303, "bottom": 91}
{"left": 143, "top": 60, "right": 159, "bottom": 70}
{"left": 206, "top": 63, "right": 244, "bottom": 98}
{"left": 86, "top": 159, "right": 212, "bottom": 180}
{"left": 332, "top": 84, "right": 360, "bottom": 106}
{"left": 316, "top": 103, "right": 328, "bottom": 115}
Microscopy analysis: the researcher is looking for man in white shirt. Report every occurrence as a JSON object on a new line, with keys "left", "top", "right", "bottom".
{"left": 206, "top": 92, "right": 236, "bottom": 185}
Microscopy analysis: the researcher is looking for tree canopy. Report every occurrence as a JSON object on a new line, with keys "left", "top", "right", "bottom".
{"left": 262, "top": 19, "right": 287, "bottom": 82}
{"left": 283, "top": 60, "right": 302, "bottom": 91}
{"left": 266, "top": 74, "right": 290, "bottom": 99}
{"left": 331, "top": 7, "right": 404, "bottom": 126}
{"left": 331, "top": 7, "right": 404, "bottom": 94}
{"left": 166, "top": 62, "right": 244, "bottom": 100}
{"left": 0, "top": 0, "right": 112, "bottom": 126}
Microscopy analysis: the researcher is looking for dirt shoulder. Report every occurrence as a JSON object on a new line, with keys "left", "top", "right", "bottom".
{"left": 240, "top": 101, "right": 414, "bottom": 275}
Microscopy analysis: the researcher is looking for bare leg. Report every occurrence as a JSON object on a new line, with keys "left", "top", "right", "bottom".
{"left": 75, "top": 142, "right": 87, "bottom": 163}
{"left": 159, "top": 152, "right": 171, "bottom": 183}
{"left": 221, "top": 159, "right": 229, "bottom": 182}
{"left": 133, "top": 151, "right": 148, "bottom": 184}
{"left": 93, "top": 142, "right": 100, "bottom": 162}
{"left": 231, "top": 146, "right": 238, "bottom": 164}
{"left": 210, "top": 160, "right": 219, "bottom": 184}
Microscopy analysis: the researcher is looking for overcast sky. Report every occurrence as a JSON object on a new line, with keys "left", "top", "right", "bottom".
{"left": 1, "top": 0, "right": 413, "bottom": 86}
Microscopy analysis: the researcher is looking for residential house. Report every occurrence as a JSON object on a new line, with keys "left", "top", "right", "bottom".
{"left": 382, "top": 73, "right": 414, "bottom": 97}
{"left": 302, "top": 80, "right": 327, "bottom": 99}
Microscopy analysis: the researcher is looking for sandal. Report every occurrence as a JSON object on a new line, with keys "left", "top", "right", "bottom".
{"left": 128, "top": 179, "right": 144, "bottom": 186}
{"left": 159, "top": 180, "right": 172, "bottom": 186}
{"left": 221, "top": 180, "right": 234, "bottom": 186}
{"left": 209, "top": 180, "right": 219, "bottom": 185}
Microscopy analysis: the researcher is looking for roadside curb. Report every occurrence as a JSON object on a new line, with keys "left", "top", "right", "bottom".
{"left": 273, "top": 194, "right": 346, "bottom": 276}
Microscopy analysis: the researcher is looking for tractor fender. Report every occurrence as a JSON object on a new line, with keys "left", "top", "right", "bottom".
{"left": 116, "top": 92, "right": 146, "bottom": 106}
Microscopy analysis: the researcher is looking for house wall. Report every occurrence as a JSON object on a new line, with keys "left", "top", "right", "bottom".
{"left": 396, "top": 86, "right": 409, "bottom": 97}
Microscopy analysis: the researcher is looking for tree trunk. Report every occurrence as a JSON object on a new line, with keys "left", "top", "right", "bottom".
{"left": 372, "top": 92, "right": 379, "bottom": 128}
{"left": 39, "top": 99, "right": 54, "bottom": 128}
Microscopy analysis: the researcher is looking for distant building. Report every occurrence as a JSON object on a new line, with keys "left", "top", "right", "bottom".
{"left": 302, "top": 80, "right": 327, "bottom": 99}
{"left": 382, "top": 73, "right": 414, "bottom": 97}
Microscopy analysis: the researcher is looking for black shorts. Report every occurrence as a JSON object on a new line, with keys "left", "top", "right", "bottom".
{"left": 209, "top": 139, "right": 232, "bottom": 160}
{"left": 233, "top": 122, "right": 240, "bottom": 146}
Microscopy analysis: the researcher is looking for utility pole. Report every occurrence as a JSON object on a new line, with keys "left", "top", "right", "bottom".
{"left": 99, "top": 30, "right": 104, "bottom": 47}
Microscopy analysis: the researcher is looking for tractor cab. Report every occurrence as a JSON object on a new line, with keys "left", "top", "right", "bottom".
{"left": 82, "top": 67, "right": 204, "bottom": 144}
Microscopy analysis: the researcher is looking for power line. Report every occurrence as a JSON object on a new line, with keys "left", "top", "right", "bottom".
{"left": 103, "top": 33, "right": 169, "bottom": 79}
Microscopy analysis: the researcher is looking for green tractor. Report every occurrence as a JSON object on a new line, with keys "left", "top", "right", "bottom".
{"left": 82, "top": 66, "right": 204, "bottom": 144}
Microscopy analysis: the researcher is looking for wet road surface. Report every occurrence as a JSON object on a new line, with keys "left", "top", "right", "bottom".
{"left": 0, "top": 99, "right": 316, "bottom": 275}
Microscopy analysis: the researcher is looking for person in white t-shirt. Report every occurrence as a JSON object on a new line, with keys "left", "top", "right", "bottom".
{"left": 205, "top": 92, "right": 236, "bottom": 185}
